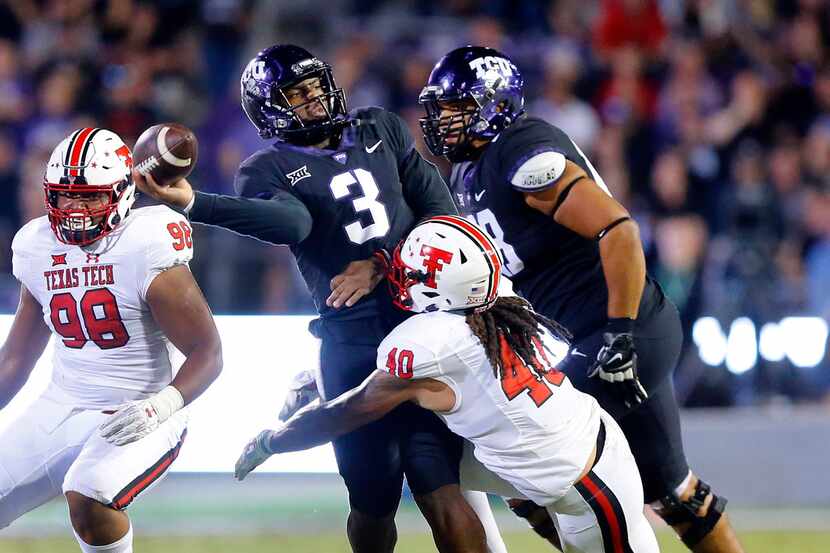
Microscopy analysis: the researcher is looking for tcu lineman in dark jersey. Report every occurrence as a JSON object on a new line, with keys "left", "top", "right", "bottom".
{"left": 418, "top": 47, "right": 744, "bottom": 553}
{"left": 136, "top": 44, "right": 488, "bottom": 553}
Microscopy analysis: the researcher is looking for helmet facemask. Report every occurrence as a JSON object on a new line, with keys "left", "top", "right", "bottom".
{"left": 274, "top": 68, "right": 348, "bottom": 146}
{"left": 420, "top": 46, "right": 526, "bottom": 162}
{"left": 419, "top": 89, "right": 483, "bottom": 162}
{"left": 45, "top": 177, "right": 131, "bottom": 246}
{"left": 43, "top": 128, "right": 136, "bottom": 246}
{"left": 242, "top": 62, "right": 348, "bottom": 145}
{"left": 387, "top": 241, "right": 430, "bottom": 311}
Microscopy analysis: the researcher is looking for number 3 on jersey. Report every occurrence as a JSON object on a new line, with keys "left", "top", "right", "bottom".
{"left": 330, "top": 169, "right": 390, "bottom": 245}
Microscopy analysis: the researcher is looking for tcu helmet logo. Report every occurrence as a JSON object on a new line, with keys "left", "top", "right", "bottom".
{"left": 420, "top": 244, "right": 453, "bottom": 288}
{"left": 245, "top": 59, "right": 267, "bottom": 80}
{"left": 469, "top": 56, "right": 514, "bottom": 79}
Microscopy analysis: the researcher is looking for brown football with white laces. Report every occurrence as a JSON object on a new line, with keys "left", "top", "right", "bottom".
{"left": 133, "top": 123, "right": 198, "bottom": 186}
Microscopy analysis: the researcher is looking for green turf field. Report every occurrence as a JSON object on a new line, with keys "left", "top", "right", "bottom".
{"left": 3, "top": 531, "right": 829, "bottom": 552}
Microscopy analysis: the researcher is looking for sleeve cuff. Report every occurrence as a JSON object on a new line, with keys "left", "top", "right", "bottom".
{"left": 187, "top": 191, "right": 215, "bottom": 222}
{"left": 183, "top": 193, "right": 196, "bottom": 214}
{"left": 606, "top": 317, "right": 636, "bottom": 334}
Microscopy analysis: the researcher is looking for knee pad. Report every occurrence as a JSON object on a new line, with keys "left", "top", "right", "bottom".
{"left": 506, "top": 498, "right": 559, "bottom": 543}
{"left": 653, "top": 478, "right": 727, "bottom": 548}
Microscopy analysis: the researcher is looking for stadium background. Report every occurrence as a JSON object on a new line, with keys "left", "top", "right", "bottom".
{"left": 0, "top": 0, "right": 828, "bottom": 551}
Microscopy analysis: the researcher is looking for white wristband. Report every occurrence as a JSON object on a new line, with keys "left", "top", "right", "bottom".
{"left": 148, "top": 385, "right": 185, "bottom": 423}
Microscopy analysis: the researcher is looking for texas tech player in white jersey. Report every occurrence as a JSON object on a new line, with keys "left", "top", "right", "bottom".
{"left": 0, "top": 128, "right": 221, "bottom": 553}
{"left": 12, "top": 205, "right": 194, "bottom": 408}
{"left": 235, "top": 215, "right": 658, "bottom": 553}
{"left": 376, "top": 310, "right": 600, "bottom": 506}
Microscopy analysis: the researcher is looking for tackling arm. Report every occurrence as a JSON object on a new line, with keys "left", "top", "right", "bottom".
{"left": 268, "top": 369, "right": 413, "bottom": 453}
{"left": 235, "top": 370, "right": 451, "bottom": 480}
{"left": 0, "top": 285, "right": 50, "bottom": 409}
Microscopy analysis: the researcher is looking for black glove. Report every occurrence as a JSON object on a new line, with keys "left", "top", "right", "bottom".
{"left": 587, "top": 319, "right": 648, "bottom": 408}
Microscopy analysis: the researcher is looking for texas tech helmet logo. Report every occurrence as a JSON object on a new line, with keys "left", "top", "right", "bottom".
{"left": 420, "top": 244, "right": 453, "bottom": 288}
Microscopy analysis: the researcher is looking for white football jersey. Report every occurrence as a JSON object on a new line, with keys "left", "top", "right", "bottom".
{"left": 377, "top": 310, "right": 601, "bottom": 505}
{"left": 12, "top": 205, "right": 194, "bottom": 409}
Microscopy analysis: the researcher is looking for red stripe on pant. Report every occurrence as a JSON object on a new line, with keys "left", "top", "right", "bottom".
{"left": 110, "top": 429, "right": 187, "bottom": 510}
{"left": 578, "top": 472, "right": 628, "bottom": 553}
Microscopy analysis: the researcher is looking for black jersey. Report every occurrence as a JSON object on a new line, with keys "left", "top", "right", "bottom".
{"left": 191, "top": 107, "right": 455, "bottom": 321}
{"left": 449, "top": 116, "right": 663, "bottom": 338}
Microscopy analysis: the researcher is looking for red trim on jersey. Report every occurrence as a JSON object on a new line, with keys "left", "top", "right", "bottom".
{"left": 429, "top": 215, "right": 502, "bottom": 303}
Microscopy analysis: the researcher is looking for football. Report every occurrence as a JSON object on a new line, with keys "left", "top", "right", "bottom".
{"left": 133, "top": 123, "right": 198, "bottom": 186}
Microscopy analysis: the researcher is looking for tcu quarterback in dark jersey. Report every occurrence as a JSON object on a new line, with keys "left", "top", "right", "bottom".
{"left": 418, "top": 46, "right": 744, "bottom": 553}
{"left": 136, "top": 44, "right": 489, "bottom": 553}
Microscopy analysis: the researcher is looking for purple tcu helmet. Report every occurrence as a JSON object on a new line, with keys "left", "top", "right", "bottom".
{"left": 240, "top": 44, "right": 348, "bottom": 145}
{"left": 419, "top": 46, "right": 524, "bottom": 162}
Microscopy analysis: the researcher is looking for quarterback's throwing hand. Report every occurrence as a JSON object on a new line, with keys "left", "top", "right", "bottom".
{"left": 587, "top": 332, "right": 648, "bottom": 408}
{"left": 235, "top": 430, "right": 276, "bottom": 481}
{"left": 132, "top": 169, "right": 195, "bottom": 211}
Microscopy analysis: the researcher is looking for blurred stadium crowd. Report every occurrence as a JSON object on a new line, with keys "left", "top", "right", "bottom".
{"left": 0, "top": 0, "right": 827, "bottom": 405}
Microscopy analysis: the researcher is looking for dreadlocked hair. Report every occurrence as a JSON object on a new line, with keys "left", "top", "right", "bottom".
{"left": 465, "top": 296, "right": 572, "bottom": 379}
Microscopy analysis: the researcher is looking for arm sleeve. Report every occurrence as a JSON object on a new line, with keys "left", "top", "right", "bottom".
{"left": 139, "top": 210, "right": 195, "bottom": 301}
{"left": 382, "top": 110, "right": 457, "bottom": 219}
{"left": 186, "top": 155, "right": 313, "bottom": 246}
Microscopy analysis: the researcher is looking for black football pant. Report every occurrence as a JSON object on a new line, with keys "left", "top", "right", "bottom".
{"left": 557, "top": 296, "right": 689, "bottom": 503}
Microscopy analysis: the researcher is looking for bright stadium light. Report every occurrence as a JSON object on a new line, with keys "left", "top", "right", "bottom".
{"left": 725, "top": 317, "right": 757, "bottom": 375}
{"left": 0, "top": 315, "right": 339, "bottom": 473}
{"left": 759, "top": 322, "right": 786, "bottom": 362}
{"left": 779, "top": 317, "right": 829, "bottom": 368}
{"left": 692, "top": 316, "right": 727, "bottom": 366}
{"left": 695, "top": 316, "right": 828, "bottom": 371}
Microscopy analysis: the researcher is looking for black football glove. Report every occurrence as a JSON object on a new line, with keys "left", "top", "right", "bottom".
{"left": 587, "top": 323, "right": 648, "bottom": 408}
